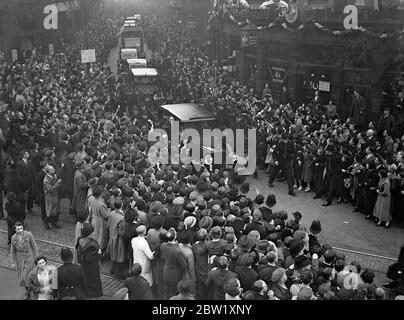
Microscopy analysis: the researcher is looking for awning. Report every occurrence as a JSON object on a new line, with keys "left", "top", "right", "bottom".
{"left": 161, "top": 104, "right": 216, "bottom": 123}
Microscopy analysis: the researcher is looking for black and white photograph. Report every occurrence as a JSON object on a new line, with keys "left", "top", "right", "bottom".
{"left": 0, "top": 0, "right": 404, "bottom": 306}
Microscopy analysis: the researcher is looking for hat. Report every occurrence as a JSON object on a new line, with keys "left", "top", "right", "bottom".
{"left": 289, "top": 241, "right": 304, "bottom": 257}
{"left": 238, "top": 235, "right": 255, "bottom": 252}
{"left": 184, "top": 216, "right": 197, "bottom": 229}
{"left": 211, "top": 181, "right": 219, "bottom": 191}
{"left": 149, "top": 201, "right": 163, "bottom": 213}
{"left": 75, "top": 160, "right": 84, "bottom": 168}
{"left": 189, "top": 191, "right": 198, "bottom": 201}
{"left": 196, "top": 181, "right": 208, "bottom": 193}
{"left": 254, "top": 194, "right": 264, "bottom": 205}
{"left": 91, "top": 161, "right": 100, "bottom": 170}
{"left": 184, "top": 202, "right": 196, "bottom": 213}
{"left": 44, "top": 149, "right": 53, "bottom": 157}
{"left": 173, "top": 197, "right": 185, "bottom": 205}
{"left": 297, "top": 287, "right": 313, "bottom": 300}
{"left": 218, "top": 186, "right": 226, "bottom": 195}
{"left": 199, "top": 216, "right": 213, "bottom": 230}
{"left": 240, "top": 182, "right": 249, "bottom": 194}
{"left": 310, "top": 220, "right": 322, "bottom": 235}
{"left": 266, "top": 194, "right": 276, "bottom": 207}
{"left": 117, "top": 178, "right": 129, "bottom": 189}
{"left": 271, "top": 268, "right": 286, "bottom": 283}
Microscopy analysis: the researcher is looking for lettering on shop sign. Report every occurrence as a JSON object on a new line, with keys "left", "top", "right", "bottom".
{"left": 343, "top": 5, "right": 358, "bottom": 30}
{"left": 43, "top": 5, "right": 58, "bottom": 30}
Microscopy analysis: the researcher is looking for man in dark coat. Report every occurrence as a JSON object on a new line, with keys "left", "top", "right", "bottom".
{"left": 268, "top": 132, "right": 296, "bottom": 195}
{"left": 206, "top": 256, "right": 238, "bottom": 300}
{"left": 160, "top": 229, "right": 188, "bottom": 300}
{"left": 377, "top": 107, "right": 395, "bottom": 137}
{"left": 60, "top": 152, "right": 76, "bottom": 213}
{"left": 313, "top": 145, "right": 342, "bottom": 206}
{"left": 5, "top": 192, "right": 25, "bottom": 244}
{"left": 36, "top": 161, "right": 49, "bottom": 229}
{"left": 53, "top": 247, "right": 86, "bottom": 300}
{"left": 15, "top": 149, "right": 33, "bottom": 214}
{"left": 234, "top": 254, "right": 259, "bottom": 291}
{"left": 350, "top": 89, "right": 366, "bottom": 128}
{"left": 124, "top": 263, "right": 154, "bottom": 300}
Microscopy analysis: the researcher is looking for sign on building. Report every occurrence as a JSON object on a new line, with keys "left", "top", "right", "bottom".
{"left": 81, "top": 49, "right": 96, "bottom": 63}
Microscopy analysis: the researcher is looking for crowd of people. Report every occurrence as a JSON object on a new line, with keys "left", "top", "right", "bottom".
{"left": 0, "top": 1, "right": 404, "bottom": 300}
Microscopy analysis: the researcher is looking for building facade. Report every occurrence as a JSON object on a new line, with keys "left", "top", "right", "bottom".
{"left": 209, "top": 0, "right": 404, "bottom": 120}
{"left": 0, "top": 0, "right": 101, "bottom": 60}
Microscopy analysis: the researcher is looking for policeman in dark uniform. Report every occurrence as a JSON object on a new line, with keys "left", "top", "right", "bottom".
{"left": 313, "top": 144, "right": 342, "bottom": 206}
{"left": 268, "top": 132, "right": 296, "bottom": 196}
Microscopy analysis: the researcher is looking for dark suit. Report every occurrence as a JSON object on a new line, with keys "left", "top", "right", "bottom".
{"left": 54, "top": 262, "right": 86, "bottom": 300}
{"left": 160, "top": 242, "right": 187, "bottom": 299}
{"left": 124, "top": 275, "right": 154, "bottom": 300}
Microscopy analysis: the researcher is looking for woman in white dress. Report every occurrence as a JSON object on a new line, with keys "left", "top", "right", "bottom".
{"left": 131, "top": 225, "right": 154, "bottom": 285}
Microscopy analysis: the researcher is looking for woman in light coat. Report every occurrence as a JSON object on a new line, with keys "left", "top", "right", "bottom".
{"left": 372, "top": 169, "right": 392, "bottom": 229}
{"left": 132, "top": 225, "right": 154, "bottom": 286}
{"left": 88, "top": 185, "right": 110, "bottom": 253}
{"left": 43, "top": 166, "right": 61, "bottom": 223}
{"left": 10, "top": 222, "right": 38, "bottom": 291}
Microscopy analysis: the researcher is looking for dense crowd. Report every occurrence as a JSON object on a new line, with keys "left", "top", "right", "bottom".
{"left": 0, "top": 2, "right": 404, "bottom": 301}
